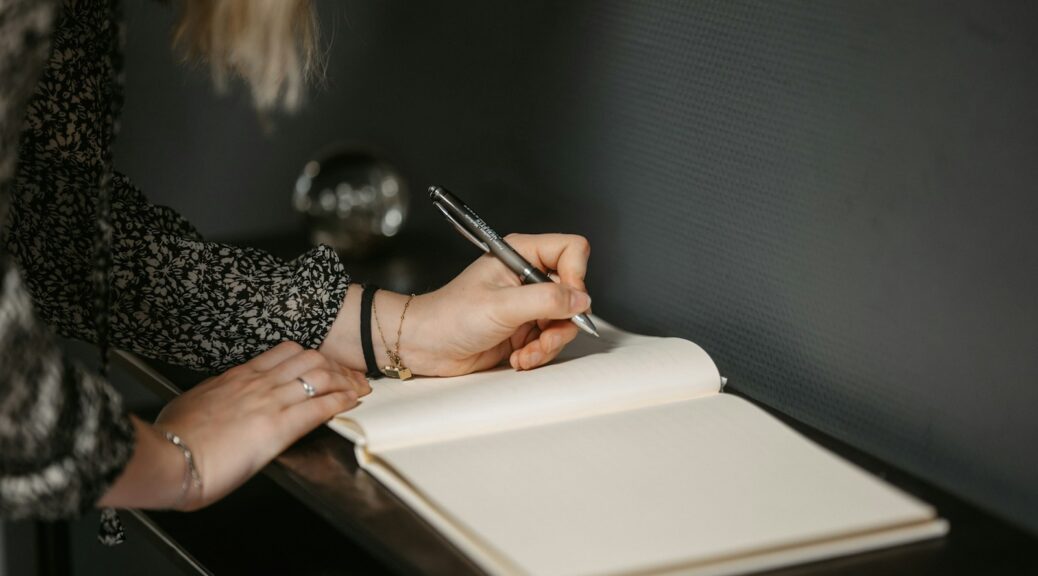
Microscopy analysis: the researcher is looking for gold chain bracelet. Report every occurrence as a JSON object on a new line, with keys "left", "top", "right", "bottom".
{"left": 372, "top": 292, "right": 415, "bottom": 379}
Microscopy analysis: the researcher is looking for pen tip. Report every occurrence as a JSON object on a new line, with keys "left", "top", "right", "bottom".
{"left": 574, "top": 315, "right": 600, "bottom": 338}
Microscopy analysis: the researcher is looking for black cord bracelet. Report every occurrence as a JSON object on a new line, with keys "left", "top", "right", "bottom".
{"left": 360, "top": 284, "right": 382, "bottom": 379}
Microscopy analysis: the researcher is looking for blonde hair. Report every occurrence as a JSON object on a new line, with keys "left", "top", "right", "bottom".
{"left": 173, "top": 0, "right": 323, "bottom": 112}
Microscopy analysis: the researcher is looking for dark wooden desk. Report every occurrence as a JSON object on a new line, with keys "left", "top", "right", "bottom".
{"left": 116, "top": 231, "right": 1038, "bottom": 576}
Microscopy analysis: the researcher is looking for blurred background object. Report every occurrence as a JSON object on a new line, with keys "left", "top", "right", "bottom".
{"left": 292, "top": 148, "right": 409, "bottom": 257}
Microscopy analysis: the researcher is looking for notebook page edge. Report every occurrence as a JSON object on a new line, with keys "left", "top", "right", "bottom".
{"left": 333, "top": 322, "right": 721, "bottom": 451}
{"left": 640, "top": 517, "right": 948, "bottom": 576}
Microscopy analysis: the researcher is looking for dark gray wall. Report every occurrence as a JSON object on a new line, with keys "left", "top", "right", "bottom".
{"left": 116, "top": 1, "right": 1038, "bottom": 534}
{"left": 116, "top": 0, "right": 576, "bottom": 238}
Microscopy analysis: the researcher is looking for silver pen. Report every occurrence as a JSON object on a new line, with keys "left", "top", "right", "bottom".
{"left": 429, "top": 185, "right": 599, "bottom": 338}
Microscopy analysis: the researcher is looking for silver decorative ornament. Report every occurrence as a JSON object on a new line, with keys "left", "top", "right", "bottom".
{"left": 293, "top": 149, "right": 409, "bottom": 257}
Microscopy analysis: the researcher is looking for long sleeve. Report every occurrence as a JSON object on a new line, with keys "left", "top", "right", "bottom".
{"left": 3, "top": 0, "right": 351, "bottom": 374}
{"left": 105, "top": 175, "right": 350, "bottom": 372}
{"left": 8, "top": 171, "right": 351, "bottom": 373}
{"left": 1, "top": 0, "right": 134, "bottom": 520}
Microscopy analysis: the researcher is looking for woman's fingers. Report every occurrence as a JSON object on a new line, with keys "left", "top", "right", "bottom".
{"left": 275, "top": 369, "right": 326, "bottom": 404}
{"left": 492, "top": 234, "right": 591, "bottom": 367}
{"left": 351, "top": 369, "right": 373, "bottom": 397}
{"left": 280, "top": 392, "right": 360, "bottom": 439}
{"left": 492, "top": 282, "right": 591, "bottom": 329}
{"left": 328, "top": 367, "right": 371, "bottom": 398}
{"left": 274, "top": 366, "right": 369, "bottom": 405}
{"left": 507, "top": 322, "right": 541, "bottom": 369}
{"left": 266, "top": 348, "right": 331, "bottom": 384}
{"left": 511, "top": 320, "right": 579, "bottom": 369}
{"left": 505, "top": 233, "right": 590, "bottom": 292}
{"left": 193, "top": 343, "right": 307, "bottom": 393}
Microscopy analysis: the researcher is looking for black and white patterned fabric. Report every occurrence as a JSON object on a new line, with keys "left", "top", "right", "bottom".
{"left": 0, "top": 0, "right": 351, "bottom": 532}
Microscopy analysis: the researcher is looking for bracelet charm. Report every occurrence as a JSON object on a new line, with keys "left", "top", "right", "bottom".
{"left": 383, "top": 365, "right": 412, "bottom": 380}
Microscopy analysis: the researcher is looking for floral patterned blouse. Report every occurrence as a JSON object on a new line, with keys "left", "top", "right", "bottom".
{"left": 0, "top": 0, "right": 350, "bottom": 533}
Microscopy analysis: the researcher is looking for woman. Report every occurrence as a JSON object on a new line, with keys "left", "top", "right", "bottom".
{"left": 0, "top": 0, "right": 592, "bottom": 540}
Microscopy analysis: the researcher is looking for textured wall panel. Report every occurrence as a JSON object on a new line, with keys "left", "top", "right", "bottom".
{"left": 552, "top": 0, "right": 1038, "bottom": 534}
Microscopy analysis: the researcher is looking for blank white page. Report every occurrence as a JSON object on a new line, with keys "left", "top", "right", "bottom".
{"left": 376, "top": 394, "right": 941, "bottom": 576}
{"left": 333, "top": 321, "right": 720, "bottom": 451}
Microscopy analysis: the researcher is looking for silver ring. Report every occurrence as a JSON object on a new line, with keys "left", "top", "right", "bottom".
{"left": 298, "top": 377, "right": 316, "bottom": 398}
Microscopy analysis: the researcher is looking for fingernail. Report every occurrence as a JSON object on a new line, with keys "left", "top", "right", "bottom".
{"left": 528, "top": 351, "right": 543, "bottom": 366}
{"left": 570, "top": 291, "right": 591, "bottom": 311}
{"left": 548, "top": 334, "right": 562, "bottom": 351}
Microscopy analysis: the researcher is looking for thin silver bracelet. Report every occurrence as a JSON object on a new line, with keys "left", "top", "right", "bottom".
{"left": 160, "top": 430, "right": 202, "bottom": 510}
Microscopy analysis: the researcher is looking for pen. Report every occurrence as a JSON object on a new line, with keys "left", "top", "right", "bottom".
{"left": 429, "top": 185, "right": 600, "bottom": 338}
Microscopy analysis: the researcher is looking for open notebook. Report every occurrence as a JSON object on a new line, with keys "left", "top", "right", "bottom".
{"left": 327, "top": 319, "right": 947, "bottom": 576}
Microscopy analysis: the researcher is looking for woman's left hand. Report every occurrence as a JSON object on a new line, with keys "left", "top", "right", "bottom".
{"left": 321, "top": 233, "right": 593, "bottom": 377}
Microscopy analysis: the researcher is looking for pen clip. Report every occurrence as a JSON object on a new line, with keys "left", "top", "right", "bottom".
{"left": 434, "top": 201, "right": 490, "bottom": 253}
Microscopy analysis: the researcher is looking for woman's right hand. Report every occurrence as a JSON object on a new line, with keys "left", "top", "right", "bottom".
{"left": 99, "top": 341, "right": 369, "bottom": 511}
